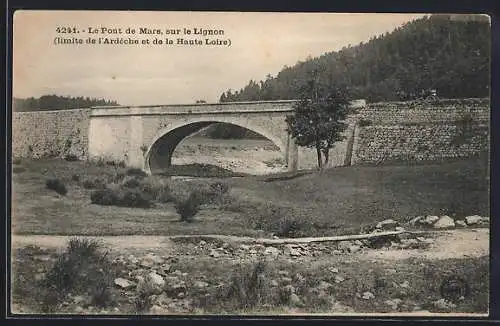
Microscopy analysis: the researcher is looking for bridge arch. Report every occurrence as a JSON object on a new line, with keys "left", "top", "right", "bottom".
{"left": 144, "top": 118, "right": 288, "bottom": 174}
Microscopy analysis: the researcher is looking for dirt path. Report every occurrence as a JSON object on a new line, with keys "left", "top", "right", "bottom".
{"left": 11, "top": 228, "right": 489, "bottom": 260}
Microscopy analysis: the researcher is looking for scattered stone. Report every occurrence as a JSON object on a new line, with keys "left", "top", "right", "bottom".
{"left": 193, "top": 280, "right": 209, "bottom": 289}
{"left": 278, "top": 270, "right": 289, "bottom": 277}
{"left": 34, "top": 273, "right": 45, "bottom": 281}
{"left": 270, "top": 280, "right": 279, "bottom": 287}
{"left": 264, "top": 247, "right": 280, "bottom": 256}
{"left": 421, "top": 215, "right": 439, "bottom": 225}
{"left": 465, "top": 215, "right": 482, "bottom": 225}
{"left": 209, "top": 249, "right": 222, "bottom": 258}
{"left": 408, "top": 216, "right": 424, "bottom": 225}
{"left": 376, "top": 219, "right": 398, "bottom": 230}
{"left": 348, "top": 245, "right": 361, "bottom": 253}
{"left": 362, "top": 291, "right": 375, "bottom": 300}
{"left": 149, "top": 272, "right": 165, "bottom": 288}
{"left": 272, "top": 235, "right": 280, "bottom": 240}
{"left": 199, "top": 240, "right": 207, "bottom": 246}
{"left": 334, "top": 275, "right": 345, "bottom": 283}
{"left": 455, "top": 220, "right": 467, "bottom": 227}
{"left": 400, "top": 280, "right": 410, "bottom": 289}
{"left": 395, "top": 226, "right": 405, "bottom": 232}
{"left": 385, "top": 298, "right": 402, "bottom": 310}
{"left": 433, "top": 298, "right": 457, "bottom": 312}
{"left": 289, "top": 293, "right": 303, "bottom": 307}
{"left": 434, "top": 216, "right": 455, "bottom": 229}
{"left": 337, "top": 241, "right": 352, "bottom": 251}
{"left": 114, "top": 278, "right": 135, "bottom": 289}
{"left": 281, "top": 277, "right": 293, "bottom": 285}
{"left": 317, "top": 281, "right": 333, "bottom": 291}
{"left": 386, "top": 269, "right": 397, "bottom": 274}
{"left": 329, "top": 267, "right": 339, "bottom": 273}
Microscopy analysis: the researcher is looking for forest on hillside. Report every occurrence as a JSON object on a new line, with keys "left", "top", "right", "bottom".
{"left": 13, "top": 95, "right": 120, "bottom": 112}
{"left": 219, "top": 14, "right": 490, "bottom": 103}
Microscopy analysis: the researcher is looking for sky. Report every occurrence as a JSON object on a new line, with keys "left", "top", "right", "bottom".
{"left": 13, "top": 11, "right": 425, "bottom": 105}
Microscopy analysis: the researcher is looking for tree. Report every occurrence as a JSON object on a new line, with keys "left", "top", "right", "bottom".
{"left": 285, "top": 70, "right": 351, "bottom": 170}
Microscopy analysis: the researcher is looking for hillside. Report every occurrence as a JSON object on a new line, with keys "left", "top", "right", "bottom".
{"left": 220, "top": 14, "right": 490, "bottom": 103}
{"left": 13, "top": 95, "right": 120, "bottom": 112}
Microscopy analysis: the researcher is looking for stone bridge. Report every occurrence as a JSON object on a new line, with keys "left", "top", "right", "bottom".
{"left": 88, "top": 100, "right": 302, "bottom": 174}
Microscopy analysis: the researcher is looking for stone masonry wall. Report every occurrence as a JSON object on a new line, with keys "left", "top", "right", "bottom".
{"left": 12, "top": 109, "right": 92, "bottom": 159}
{"left": 352, "top": 98, "right": 490, "bottom": 164}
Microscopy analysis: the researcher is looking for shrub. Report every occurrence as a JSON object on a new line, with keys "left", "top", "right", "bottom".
{"left": 126, "top": 168, "right": 147, "bottom": 178}
{"left": 82, "top": 177, "right": 107, "bottom": 189}
{"left": 224, "top": 260, "right": 274, "bottom": 309}
{"left": 120, "top": 188, "right": 152, "bottom": 208}
{"left": 90, "top": 187, "right": 152, "bottom": 208}
{"left": 175, "top": 193, "right": 202, "bottom": 222}
{"left": 45, "top": 178, "right": 68, "bottom": 196}
{"left": 90, "top": 189, "right": 118, "bottom": 206}
{"left": 71, "top": 174, "right": 80, "bottom": 182}
{"left": 13, "top": 166, "right": 26, "bottom": 174}
{"left": 210, "top": 181, "right": 230, "bottom": 195}
{"left": 41, "top": 238, "right": 115, "bottom": 310}
{"left": 64, "top": 154, "right": 79, "bottom": 161}
{"left": 122, "top": 176, "right": 142, "bottom": 188}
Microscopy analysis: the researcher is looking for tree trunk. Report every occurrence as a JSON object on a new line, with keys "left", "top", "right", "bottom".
{"left": 323, "top": 148, "right": 330, "bottom": 168}
{"left": 316, "top": 145, "right": 323, "bottom": 170}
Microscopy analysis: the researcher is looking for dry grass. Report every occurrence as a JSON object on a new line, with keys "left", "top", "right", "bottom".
{"left": 11, "top": 155, "right": 489, "bottom": 237}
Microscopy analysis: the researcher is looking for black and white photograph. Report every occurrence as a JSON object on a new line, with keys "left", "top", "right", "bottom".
{"left": 10, "top": 11, "right": 491, "bottom": 316}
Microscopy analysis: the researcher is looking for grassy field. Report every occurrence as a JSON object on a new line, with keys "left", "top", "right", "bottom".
{"left": 11, "top": 154, "right": 489, "bottom": 237}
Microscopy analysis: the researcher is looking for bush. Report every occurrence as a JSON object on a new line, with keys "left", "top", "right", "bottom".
{"left": 71, "top": 174, "right": 80, "bottom": 182}
{"left": 41, "top": 238, "right": 115, "bottom": 310}
{"left": 122, "top": 176, "right": 142, "bottom": 188}
{"left": 210, "top": 181, "right": 230, "bottom": 195}
{"left": 126, "top": 168, "right": 147, "bottom": 178}
{"left": 64, "top": 154, "right": 79, "bottom": 161}
{"left": 82, "top": 177, "right": 107, "bottom": 189}
{"left": 45, "top": 178, "right": 68, "bottom": 196}
{"left": 175, "top": 193, "right": 202, "bottom": 222}
{"left": 224, "top": 260, "right": 274, "bottom": 309}
{"left": 90, "top": 189, "right": 118, "bottom": 206}
{"left": 90, "top": 187, "right": 152, "bottom": 208}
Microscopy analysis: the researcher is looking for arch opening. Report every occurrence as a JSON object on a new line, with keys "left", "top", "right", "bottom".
{"left": 146, "top": 121, "right": 287, "bottom": 176}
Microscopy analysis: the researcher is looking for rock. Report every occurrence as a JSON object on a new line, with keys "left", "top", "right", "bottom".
{"left": 150, "top": 304, "right": 169, "bottom": 314}
{"left": 148, "top": 272, "right": 165, "bottom": 288}
{"left": 288, "top": 248, "right": 302, "bottom": 256}
{"left": 421, "top": 215, "right": 439, "bottom": 225}
{"left": 455, "top": 220, "right": 467, "bottom": 227}
{"left": 199, "top": 240, "right": 207, "bottom": 246}
{"left": 362, "top": 291, "right": 375, "bottom": 300}
{"left": 395, "top": 226, "right": 405, "bottom": 232}
{"left": 317, "top": 281, "right": 333, "bottom": 291}
{"left": 270, "top": 280, "right": 279, "bottom": 287}
{"left": 433, "top": 298, "right": 457, "bottom": 311}
{"left": 289, "top": 293, "right": 303, "bottom": 307}
{"left": 283, "top": 284, "right": 296, "bottom": 295}
{"left": 400, "top": 280, "right": 410, "bottom": 289}
{"left": 264, "top": 247, "right": 280, "bottom": 256}
{"left": 193, "top": 280, "right": 209, "bottom": 289}
{"left": 281, "top": 277, "right": 293, "bottom": 285}
{"left": 160, "top": 263, "right": 172, "bottom": 274}
{"left": 434, "top": 216, "right": 455, "bottom": 229}
{"left": 34, "top": 273, "right": 45, "bottom": 281}
{"left": 239, "top": 244, "right": 250, "bottom": 251}
{"left": 329, "top": 267, "right": 339, "bottom": 273}
{"left": 140, "top": 253, "right": 165, "bottom": 267}
{"left": 409, "top": 216, "right": 424, "bottom": 225}
{"left": 385, "top": 298, "right": 402, "bottom": 310}
{"left": 114, "top": 277, "right": 135, "bottom": 289}
{"left": 337, "top": 241, "right": 353, "bottom": 251}
{"left": 385, "top": 269, "right": 397, "bottom": 274}
{"left": 348, "top": 245, "right": 361, "bottom": 253}
{"left": 376, "top": 219, "right": 398, "bottom": 230}
{"left": 209, "top": 249, "right": 222, "bottom": 258}
{"left": 334, "top": 275, "right": 345, "bottom": 283}
{"left": 465, "top": 215, "right": 482, "bottom": 226}
{"left": 272, "top": 235, "right": 280, "bottom": 240}
{"left": 278, "top": 270, "right": 289, "bottom": 277}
